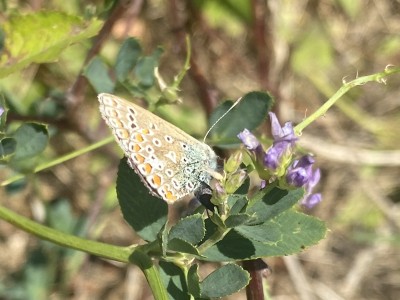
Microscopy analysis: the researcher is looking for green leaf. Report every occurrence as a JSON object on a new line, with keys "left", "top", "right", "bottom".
{"left": 84, "top": 56, "right": 115, "bottom": 93}
{"left": 167, "top": 238, "right": 200, "bottom": 256}
{"left": 116, "top": 158, "right": 168, "bottom": 241}
{"left": 168, "top": 214, "right": 205, "bottom": 245}
{"left": 202, "top": 217, "right": 219, "bottom": 242}
{"left": 0, "top": 11, "right": 102, "bottom": 78}
{"left": 159, "top": 261, "right": 190, "bottom": 300}
{"left": 246, "top": 187, "right": 304, "bottom": 225}
{"left": 187, "top": 264, "right": 201, "bottom": 298}
{"left": 5, "top": 179, "right": 26, "bottom": 194}
{"left": 225, "top": 213, "right": 252, "bottom": 228}
{"left": 202, "top": 210, "right": 327, "bottom": 261}
{"left": 200, "top": 264, "right": 249, "bottom": 298}
{"left": 0, "top": 137, "right": 16, "bottom": 162}
{"left": 115, "top": 37, "right": 142, "bottom": 81}
{"left": 235, "top": 223, "right": 282, "bottom": 243}
{"left": 209, "top": 91, "right": 273, "bottom": 147}
{"left": 227, "top": 194, "right": 248, "bottom": 214}
{"left": 11, "top": 122, "right": 48, "bottom": 160}
{"left": 134, "top": 47, "right": 163, "bottom": 88}
{"left": 209, "top": 211, "right": 225, "bottom": 229}
{"left": 235, "top": 176, "right": 250, "bottom": 194}
{"left": 46, "top": 198, "right": 76, "bottom": 233}
{"left": 24, "top": 248, "right": 51, "bottom": 299}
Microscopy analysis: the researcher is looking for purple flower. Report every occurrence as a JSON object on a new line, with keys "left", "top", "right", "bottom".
{"left": 269, "top": 112, "right": 297, "bottom": 144}
{"left": 302, "top": 193, "right": 322, "bottom": 209}
{"left": 237, "top": 129, "right": 261, "bottom": 151}
{"left": 291, "top": 156, "right": 322, "bottom": 208}
{"left": 286, "top": 155, "right": 315, "bottom": 187}
{"left": 264, "top": 141, "right": 290, "bottom": 169}
{"left": 264, "top": 113, "right": 298, "bottom": 170}
{"left": 0, "top": 106, "right": 4, "bottom": 117}
{"left": 286, "top": 155, "right": 322, "bottom": 208}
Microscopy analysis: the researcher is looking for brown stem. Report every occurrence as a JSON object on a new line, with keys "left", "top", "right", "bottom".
{"left": 243, "top": 259, "right": 270, "bottom": 300}
{"left": 250, "top": 0, "right": 272, "bottom": 90}
{"left": 167, "top": 0, "right": 219, "bottom": 117}
{"left": 68, "top": 0, "right": 139, "bottom": 108}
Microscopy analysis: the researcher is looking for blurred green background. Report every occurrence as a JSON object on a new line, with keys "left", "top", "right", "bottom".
{"left": 0, "top": 0, "right": 399, "bottom": 299}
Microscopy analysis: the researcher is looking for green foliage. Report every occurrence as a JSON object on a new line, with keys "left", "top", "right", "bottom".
{"left": 104, "top": 53, "right": 327, "bottom": 295}
{"left": 134, "top": 47, "right": 163, "bottom": 88}
{"left": 203, "top": 211, "right": 326, "bottom": 261}
{"left": 84, "top": 39, "right": 165, "bottom": 106}
{"left": 115, "top": 38, "right": 142, "bottom": 81}
{"left": 84, "top": 57, "right": 115, "bottom": 93}
{"left": 168, "top": 214, "right": 205, "bottom": 245}
{"left": 0, "top": 198, "right": 81, "bottom": 299}
{"left": 0, "top": 11, "right": 102, "bottom": 78}
{"left": 4, "top": 122, "right": 49, "bottom": 171}
{"left": 0, "top": 137, "right": 16, "bottom": 162}
{"left": 200, "top": 264, "right": 250, "bottom": 298}
{"left": 187, "top": 264, "right": 201, "bottom": 298}
{"left": 246, "top": 187, "right": 304, "bottom": 224}
{"left": 209, "top": 91, "right": 274, "bottom": 147}
{"left": 0, "top": 2, "right": 398, "bottom": 299}
{"left": 115, "top": 148, "right": 327, "bottom": 297}
{"left": 159, "top": 261, "right": 190, "bottom": 300}
{"left": 116, "top": 158, "right": 168, "bottom": 242}
{"left": 11, "top": 123, "right": 48, "bottom": 160}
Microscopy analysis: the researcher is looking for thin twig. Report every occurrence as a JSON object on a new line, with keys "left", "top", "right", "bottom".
{"left": 168, "top": 0, "right": 220, "bottom": 116}
{"left": 283, "top": 255, "right": 316, "bottom": 300}
{"left": 67, "top": 0, "right": 138, "bottom": 108}
{"left": 251, "top": 0, "right": 272, "bottom": 90}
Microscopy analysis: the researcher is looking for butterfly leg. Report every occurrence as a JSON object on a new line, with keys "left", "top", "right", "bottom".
{"left": 194, "top": 182, "right": 219, "bottom": 214}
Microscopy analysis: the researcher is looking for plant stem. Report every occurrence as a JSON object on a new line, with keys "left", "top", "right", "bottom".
{"left": 197, "top": 226, "right": 231, "bottom": 254}
{"left": 1, "top": 136, "right": 114, "bottom": 187}
{"left": 294, "top": 66, "right": 400, "bottom": 134}
{"left": 0, "top": 203, "right": 131, "bottom": 262}
{"left": 0, "top": 204, "right": 170, "bottom": 299}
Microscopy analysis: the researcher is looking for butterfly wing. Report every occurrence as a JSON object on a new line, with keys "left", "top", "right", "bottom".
{"left": 98, "top": 93, "right": 217, "bottom": 203}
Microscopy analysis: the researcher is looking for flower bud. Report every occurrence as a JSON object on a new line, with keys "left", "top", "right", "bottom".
{"left": 225, "top": 169, "right": 247, "bottom": 194}
{"left": 224, "top": 151, "right": 243, "bottom": 173}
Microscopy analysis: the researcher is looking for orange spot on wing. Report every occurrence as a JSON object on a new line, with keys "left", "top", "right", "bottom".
{"left": 135, "top": 154, "right": 145, "bottom": 164}
{"left": 144, "top": 163, "right": 152, "bottom": 174}
{"left": 135, "top": 133, "right": 144, "bottom": 142}
{"left": 165, "top": 190, "right": 177, "bottom": 201}
{"left": 117, "top": 129, "right": 129, "bottom": 139}
{"left": 152, "top": 175, "right": 161, "bottom": 186}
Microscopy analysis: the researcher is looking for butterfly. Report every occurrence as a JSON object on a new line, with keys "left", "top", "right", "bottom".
{"left": 98, "top": 93, "right": 218, "bottom": 203}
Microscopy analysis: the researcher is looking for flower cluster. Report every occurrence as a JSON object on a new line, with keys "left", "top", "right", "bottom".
{"left": 237, "top": 112, "right": 321, "bottom": 208}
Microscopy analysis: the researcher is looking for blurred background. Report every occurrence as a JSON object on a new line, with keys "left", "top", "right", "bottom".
{"left": 0, "top": 0, "right": 399, "bottom": 299}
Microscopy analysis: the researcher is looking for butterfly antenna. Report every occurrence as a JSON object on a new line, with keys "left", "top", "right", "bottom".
{"left": 203, "top": 96, "right": 243, "bottom": 143}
